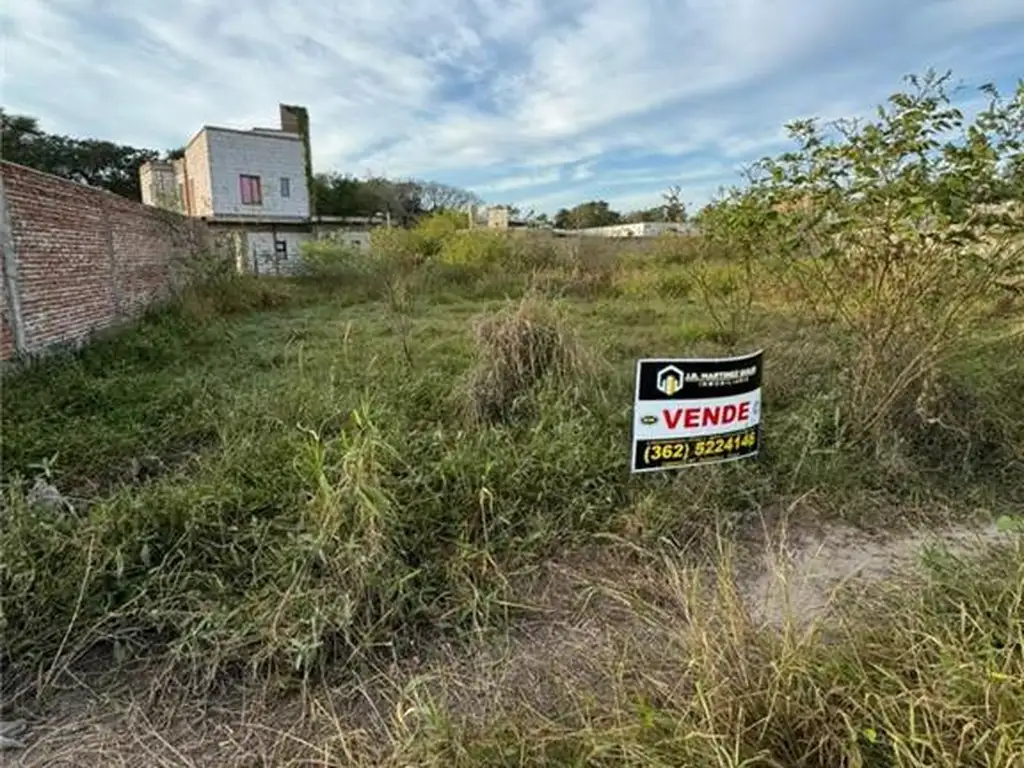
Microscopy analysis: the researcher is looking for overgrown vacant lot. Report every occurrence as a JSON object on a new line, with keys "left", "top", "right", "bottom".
{"left": 2, "top": 73, "right": 1024, "bottom": 766}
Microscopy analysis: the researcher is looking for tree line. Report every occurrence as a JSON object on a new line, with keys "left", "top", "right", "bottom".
{"left": 486, "top": 186, "right": 688, "bottom": 230}
{"left": 310, "top": 172, "right": 482, "bottom": 224}
{"left": 549, "top": 186, "right": 687, "bottom": 229}
{"left": 2, "top": 109, "right": 167, "bottom": 200}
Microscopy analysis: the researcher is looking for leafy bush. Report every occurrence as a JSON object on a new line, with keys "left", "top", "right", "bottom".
{"left": 439, "top": 230, "right": 512, "bottom": 266}
{"left": 164, "top": 249, "right": 298, "bottom": 323}
{"left": 414, "top": 209, "right": 471, "bottom": 255}
{"left": 371, "top": 226, "right": 429, "bottom": 271}
{"left": 649, "top": 231, "right": 701, "bottom": 264}
{"left": 298, "top": 240, "right": 371, "bottom": 280}
{"left": 699, "top": 70, "right": 1024, "bottom": 459}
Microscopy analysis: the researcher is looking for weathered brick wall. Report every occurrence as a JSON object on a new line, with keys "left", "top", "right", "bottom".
{"left": 0, "top": 161, "right": 211, "bottom": 361}
{"left": 0, "top": 256, "right": 13, "bottom": 362}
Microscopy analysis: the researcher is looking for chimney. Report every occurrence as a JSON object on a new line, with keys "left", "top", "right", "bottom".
{"left": 279, "top": 104, "right": 302, "bottom": 134}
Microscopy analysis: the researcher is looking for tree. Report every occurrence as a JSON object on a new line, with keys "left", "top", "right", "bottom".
{"left": 311, "top": 172, "right": 378, "bottom": 217}
{"left": 1, "top": 111, "right": 46, "bottom": 167}
{"left": 311, "top": 173, "right": 473, "bottom": 224}
{"left": 662, "top": 185, "right": 687, "bottom": 222}
{"left": 741, "top": 71, "right": 1024, "bottom": 225}
{"left": 365, "top": 177, "right": 424, "bottom": 226}
{"left": 517, "top": 208, "right": 550, "bottom": 227}
{"left": 415, "top": 180, "right": 483, "bottom": 212}
{"left": 622, "top": 207, "right": 663, "bottom": 223}
{"left": 740, "top": 70, "right": 1024, "bottom": 446}
{"left": 553, "top": 200, "right": 622, "bottom": 229}
{"left": 1, "top": 108, "right": 162, "bottom": 200}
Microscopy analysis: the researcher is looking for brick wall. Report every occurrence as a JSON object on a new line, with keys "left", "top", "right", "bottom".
{"left": 0, "top": 161, "right": 211, "bottom": 361}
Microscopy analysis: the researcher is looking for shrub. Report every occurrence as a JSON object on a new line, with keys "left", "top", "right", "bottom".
{"left": 700, "top": 71, "right": 1024, "bottom": 457}
{"left": 440, "top": 230, "right": 512, "bottom": 267}
{"left": 655, "top": 266, "right": 692, "bottom": 299}
{"left": 168, "top": 250, "right": 296, "bottom": 322}
{"left": 371, "top": 227, "right": 430, "bottom": 272}
{"left": 541, "top": 237, "right": 621, "bottom": 298}
{"left": 506, "top": 232, "right": 560, "bottom": 273}
{"left": 414, "top": 210, "right": 471, "bottom": 256}
{"left": 297, "top": 240, "right": 375, "bottom": 283}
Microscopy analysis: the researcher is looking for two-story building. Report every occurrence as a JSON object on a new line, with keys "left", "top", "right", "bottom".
{"left": 140, "top": 105, "right": 374, "bottom": 275}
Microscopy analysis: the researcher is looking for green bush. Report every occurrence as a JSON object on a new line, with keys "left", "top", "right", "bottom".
{"left": 414, "top": 210, "right": 472, "bottom": 256}
{"left": 439, "top": 229, "right": 512, "bottom": 266}
{"left": 649, "top": 231, "right": 701, "bottom": 264}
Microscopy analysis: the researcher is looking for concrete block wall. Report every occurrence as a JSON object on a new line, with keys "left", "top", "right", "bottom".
{"left": 245, "top": 230, "right": 308, "bottom": 276}
{"left": 0, "top": 161, "right": 211, "bottom": 362}
{"left": 205, "top": 129, "right": 309, "bottom": 219}
{"left": 139, "top": 161, "right": 183, "bottom": 213}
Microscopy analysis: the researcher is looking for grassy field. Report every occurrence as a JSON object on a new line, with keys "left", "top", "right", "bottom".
{"left": 2, "top": 233, "right": 1022, "bottom": 765}
{"left": 3, "top": 77, "right": 1024, "bottom": 766}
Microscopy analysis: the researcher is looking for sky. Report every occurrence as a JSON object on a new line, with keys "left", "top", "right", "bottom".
{"left": 2, "top": 1, "right": 1022, "bottom": 215}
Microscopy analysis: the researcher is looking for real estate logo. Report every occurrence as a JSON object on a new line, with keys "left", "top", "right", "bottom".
{"left": 655, "top": 365, "right": 685, "bottom": 396}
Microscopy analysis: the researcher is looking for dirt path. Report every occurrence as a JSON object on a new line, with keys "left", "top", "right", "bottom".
{"left": 7, "top": 519, "right": 1012, "bottom": 766}
{"left": 743, "top": 520, "right": 1006, "bottom": 627}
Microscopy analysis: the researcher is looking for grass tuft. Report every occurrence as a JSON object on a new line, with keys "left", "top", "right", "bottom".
{"left": 462, "top": 294, "right": 595, "bottom": 426}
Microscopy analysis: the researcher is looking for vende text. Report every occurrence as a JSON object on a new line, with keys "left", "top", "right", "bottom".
{"left": 663, "top": 402, "right": 751, "bottom": 430}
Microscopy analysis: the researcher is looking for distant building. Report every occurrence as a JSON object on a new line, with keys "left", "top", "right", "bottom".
{"left": 479, "top": 205, "right": 530, "bottom": 230}
{"left": 563, "top": 221, "right": 692, "bottom": 238}
{"left": 139, "top": 105, "right": 375, "bottom": 275}
{"left": 140, "top": 105, "right": 310, "bottom": 222}
{"left": 139, "top": 161, "right": 185, "bottom": 213}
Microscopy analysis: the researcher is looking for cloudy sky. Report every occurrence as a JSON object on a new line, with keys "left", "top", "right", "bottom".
{"left": 2, "top": 1, "right": 1022, "bottom": 214}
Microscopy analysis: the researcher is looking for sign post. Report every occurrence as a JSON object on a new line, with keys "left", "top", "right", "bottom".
{"left": 630, "top": 350, "right": 763, "bottom": 473}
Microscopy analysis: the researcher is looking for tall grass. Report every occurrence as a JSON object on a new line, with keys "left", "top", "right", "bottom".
{"left": 2, "top": 70, "right": 1023, "bottom": 765}
{"left": 387, "top": 535, "right": 1024, "bottom": 768}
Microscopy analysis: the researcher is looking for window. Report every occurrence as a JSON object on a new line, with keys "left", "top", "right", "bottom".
{"left": 239, "top": 174, "right": 263, "bottom": 205}
{"left": 274, "top": 240, "right": 288, "bottom": 260}
{"left": 280, "top": 177, "right": 291, "bottom": 198}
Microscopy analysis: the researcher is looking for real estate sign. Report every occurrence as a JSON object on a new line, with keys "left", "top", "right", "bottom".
{"left": 631, "top": 351, "right": 763, "bottom": 473}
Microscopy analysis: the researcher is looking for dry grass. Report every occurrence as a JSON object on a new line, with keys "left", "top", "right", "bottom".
{"left": 12, "top": 514, "right": 1020, "bottom": 767}
{"left": 461, "top": 294, "right": 595, "bottom": 425}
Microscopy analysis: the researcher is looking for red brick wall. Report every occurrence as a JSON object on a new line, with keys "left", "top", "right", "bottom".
{"left": 0, "top": 162, "right": 211, "bottom": 361}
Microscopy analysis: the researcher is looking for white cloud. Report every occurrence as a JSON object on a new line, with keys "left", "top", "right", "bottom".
{"left": 3, "top": 0, "right": 1021, "bottom": 213}
{"left": 475, "top": 169, "right": 562, "bottom": 194}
